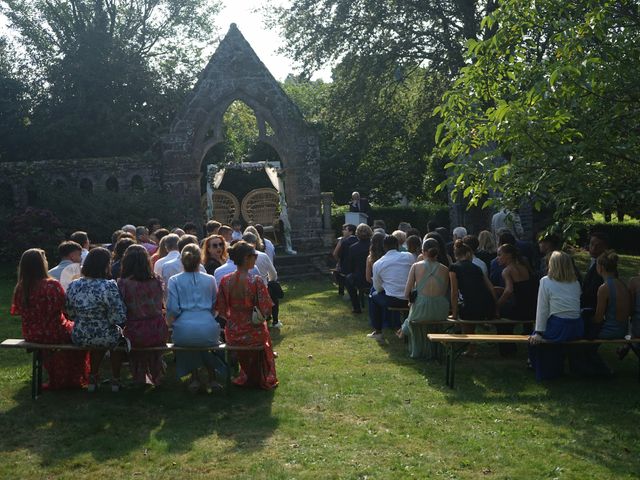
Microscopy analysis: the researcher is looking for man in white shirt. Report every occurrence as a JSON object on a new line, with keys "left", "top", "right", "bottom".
{"left": 161, "top": 235, "right": 206, "bottom": 284}
{"left": 368, "top": 235, "right": 414, "bottom": 340}
{"left": 69, "top": 231, "right": 90, "bottom": 264}
{"left": 48, "top": 241, "right": 82, "bottom": 281}
{"left": 153, "top": 233, "right": 180, "bottom": 280}
{"left": 213, "top": 255, "right": 260, "bottom": 285}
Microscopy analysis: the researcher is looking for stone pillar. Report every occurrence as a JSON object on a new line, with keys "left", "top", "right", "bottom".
{"left": 321, "top": 192, "right": 333, "bottom": 230}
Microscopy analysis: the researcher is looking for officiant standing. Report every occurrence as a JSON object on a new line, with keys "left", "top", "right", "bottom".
{"left": 349, "top": 192, "right": 371, "bottom": 224}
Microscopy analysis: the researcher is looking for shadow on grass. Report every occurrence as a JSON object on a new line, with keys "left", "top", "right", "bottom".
{"left": 0, "top": 366, "right": 278, "bottom": 466}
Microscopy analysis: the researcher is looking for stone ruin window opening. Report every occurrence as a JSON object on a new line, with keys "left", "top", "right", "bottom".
{"left": 79, "top": 178, "right": 93, "bottom": 195}
{"left": 131, "top": 175, "right": 144, "bottom": 191}
{"left": 106, "top": 177, "right": 119, "bottom": 192}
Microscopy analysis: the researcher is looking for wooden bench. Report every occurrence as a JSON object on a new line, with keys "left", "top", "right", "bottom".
{"left": 427, "top": 333, "right": 640, "bottom": 388}
{"left": 0, "top": 339, "right": 264, "bottom": 399}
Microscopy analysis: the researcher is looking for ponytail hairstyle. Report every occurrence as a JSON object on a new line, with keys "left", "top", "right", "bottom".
{"left": 453, "top": 239, "right": 473, "bottom": 261}
{"left": 422, "top": 238, "right": 440, "bottom": 260}
{"left": 181, "top": 244, "right": 202, "bottom": 272}
{"left": 498, "top": 243, "right": 532, "bottom": 273}
{"left": 597, "top": 249, "right": 619, "bottom": 276}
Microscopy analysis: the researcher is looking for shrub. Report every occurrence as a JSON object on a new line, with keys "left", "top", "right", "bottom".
{"left": 0, "top": 207, "right": 65, "bottom": 264}
{"left": 576, "top": 221, "right": 640, "bottom": 255}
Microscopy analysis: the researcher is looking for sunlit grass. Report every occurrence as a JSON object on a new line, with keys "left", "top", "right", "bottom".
{"left": 0, "top": 268, "right": 639, "bottom": 479}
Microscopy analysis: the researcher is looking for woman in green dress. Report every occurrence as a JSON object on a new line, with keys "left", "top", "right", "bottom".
{"left": 397, "top": 238, "right": 450, "bottom": 358}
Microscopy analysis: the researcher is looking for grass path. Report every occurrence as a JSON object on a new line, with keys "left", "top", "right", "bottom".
{"left": 0, "top": 266, "right": 639, "bottom": 479}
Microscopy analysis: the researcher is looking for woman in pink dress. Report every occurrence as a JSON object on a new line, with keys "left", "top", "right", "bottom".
{"left": 11, "top": 249, "right": 90, "bottom": 389}
{"left": 216, "top": 241, "right": 278, "bottom": 389}
{"left": 117, "top": 245, "right": 168, "bottom": 386}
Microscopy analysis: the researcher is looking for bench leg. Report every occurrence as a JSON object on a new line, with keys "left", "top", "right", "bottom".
{"left": 224, "top": 350, "right": 231, "bottom": 396}
{"left": 31, "top": 350, "right": 42, "bottom": 400}
{"left": 445, "top": 344, "right": 452, "bottom": 387}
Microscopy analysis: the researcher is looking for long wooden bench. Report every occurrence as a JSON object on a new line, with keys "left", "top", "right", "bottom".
{"left": 0, "top": 339, "right": 264, "bottom": 399}
{"left": 427, "top": 333, "right": 640, "bottom": 388}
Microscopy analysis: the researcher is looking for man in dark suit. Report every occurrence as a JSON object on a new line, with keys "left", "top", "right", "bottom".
{"left": 581, "top": 231, "right": 608, "bottom": 312}
{"left": 345, "top": 224, "right": 373, "bottom": 313}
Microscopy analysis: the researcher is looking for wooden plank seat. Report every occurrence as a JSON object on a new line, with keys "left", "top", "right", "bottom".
{"left": 0, "top": 339, "right": 264, "bottom": 399}
{"left": 427, "top": 333, "right": 640, "bottom": 388}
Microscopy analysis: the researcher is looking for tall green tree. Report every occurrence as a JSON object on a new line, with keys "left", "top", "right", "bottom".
{"left": 435, "top": 0, "right": 640, "bottom": 228}
{"left": 0, "top": 37, "right": 30, "bottom": 162}
{"left": 1, "top": 0, "right": 220, "bottom": 159}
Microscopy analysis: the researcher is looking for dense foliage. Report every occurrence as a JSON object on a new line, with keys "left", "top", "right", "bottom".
{"left": 435, "top": 0, "right": 640, "bottom": 229}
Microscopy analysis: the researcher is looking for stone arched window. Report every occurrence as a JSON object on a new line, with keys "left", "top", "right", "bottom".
{"left": 0, "top": 182, "right": 14, "bottom": 208}
{"left": 79, "top": 178, "right": 93, "bottom": 195}
{"left": 131, "top": 175, "right": 144, "bottom": 191}
{"left": 106, "top": 177, "right": 119, "bottom": 192}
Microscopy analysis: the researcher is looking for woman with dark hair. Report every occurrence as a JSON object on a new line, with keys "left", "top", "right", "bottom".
{"left": 450, "top": 240, "right": 497, "bottom": 355}
{"left": 11, "top": 249, "right": 90, "bottom": 389}
{"left": 216, "top": 241, "right": 277, "bottom": 389}
{"left": 202, "top": 234, "right": 228, "bottom": 275}
{"left": 365, "top": 232, "right": 386, "bottom": 284}
{"left": 66, "top": 247, "right": 127, "bottom": 392}
{"left": 111, "top": 237, "right": 136, "bottom": 279}
{"left": 424, "top": 231, "right": 451, "bottom": 267}
{"left": 167, "top": 244, "right": 222, "bottom": 393}
{"left": 118, "top": 245, "right": 168, "bottom": 386}
{"left": 496, "top": 243, "right": 538, "bottom": 321}
{"left": 397, "top": 239, "right": 450, "bottom": 358}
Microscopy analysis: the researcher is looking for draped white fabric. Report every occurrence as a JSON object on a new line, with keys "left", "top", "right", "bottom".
{"left": 213, "top": 168, "right": 226, "bottom": 189}
{"left": 264, "top": 164, "right": 280, "bottom": 192}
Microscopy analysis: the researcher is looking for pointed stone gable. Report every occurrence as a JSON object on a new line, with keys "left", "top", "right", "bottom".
{"left": 162, "top": 24, "right": 324, "bottom": 251}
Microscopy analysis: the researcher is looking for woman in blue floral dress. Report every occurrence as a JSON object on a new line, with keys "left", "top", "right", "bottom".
{"left": 66, "top": 247, "right": 127, "bottom": 392}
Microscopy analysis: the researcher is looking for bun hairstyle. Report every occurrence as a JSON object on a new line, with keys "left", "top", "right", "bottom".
{"left": 597, "top": 249, "right": 619, "bottom": 274}
{"left": 228, "top": 240, "right": 255, "bottom": 267}
{"left": 422, "top": 238, "right": 440, "bottom": 260}
{"left": 453, "top": 239, "right": 472, "bottom": 259}
{"left": 181, "top": 244, "right": 202, "bottom": 272}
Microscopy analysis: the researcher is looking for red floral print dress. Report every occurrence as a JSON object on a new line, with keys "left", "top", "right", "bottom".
{"left": 10, "top": 278, "right": 90, "bottom": 389}
{"left": 216, "top": 272, "right": 277, "bottom": 389}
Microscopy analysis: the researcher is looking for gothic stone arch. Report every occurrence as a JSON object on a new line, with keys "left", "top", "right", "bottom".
{"left": 161, "top": 24, "right": 323, "bottom": 250}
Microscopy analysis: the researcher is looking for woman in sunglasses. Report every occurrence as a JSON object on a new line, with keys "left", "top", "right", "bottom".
{"left": 202, "top": 234, "right": 228, "bottom": 275}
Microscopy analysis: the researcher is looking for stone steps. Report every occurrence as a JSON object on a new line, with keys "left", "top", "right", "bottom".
{"left": 273, "top": 250, "right": 333, "bottom": 280}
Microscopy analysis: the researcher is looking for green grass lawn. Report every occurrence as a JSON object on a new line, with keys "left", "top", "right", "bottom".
{"left": 1, "top": 262, "right": 640, "bottom": 479}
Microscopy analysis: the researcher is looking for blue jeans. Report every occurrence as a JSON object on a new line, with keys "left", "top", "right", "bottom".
{"left": 368, "top": 291, "right": 407, "bottom": 331}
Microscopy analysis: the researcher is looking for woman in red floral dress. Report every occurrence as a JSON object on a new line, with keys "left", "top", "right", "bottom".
{"left": 11, "top": 249, "right": 90, "bottom": 389}
{"left": 216, "top": 241, "right": 277, "bottom": 389}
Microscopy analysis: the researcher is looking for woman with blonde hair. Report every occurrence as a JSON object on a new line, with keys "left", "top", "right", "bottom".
{"left": 529, "top": 251, "right": 583, "bottom": 380}
{"left": 244, "top": 225, "right": 265, "bottom": 252}
{"left": 476, "top": 230, "right": 497, "bottom": 270}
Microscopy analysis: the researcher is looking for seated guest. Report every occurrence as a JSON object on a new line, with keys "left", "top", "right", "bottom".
{"left": 70, "top": 230, "right": 90, "bottom": 264}
{"left": 150, "top": 230, "right": 170, "bottom": 266}
{"left": 216, "top": 241, "right": 277, "bottom": 389}
{"left": 365, "top": 232, "right": 386, "bottom": 285}
{"left": 213, "top": 241, "right": 260, "bottom": 286}
{"left": 202, "top": 234, "right": 227, "bottom": 275}
{"left": 255, "top": 224, "right": 275, "bottom": 262}
{"left": 397, "top": 239, "right": 450, "bottom": 359}
{"left": 489, "top": 230, "right": 517, "bottom": 286}
{"left": 345, "top": 223, "right": 373, "bottom": 314}
{"left": 153, "top": 233, "right": 180, "bottom": 280}
{"left": 171, "top": 227, "right": 185, "bottom": 237}
{"left": 476, "top": 230, "right": 497, "bottom": 270}
{"left": 242, "top": 232, "right": 281, "bottom": 329}
{"left": 117, "top": 245, "right": 168, "bottom": 387}
{"left": 397, "top": 222, "right": 411, "bottom": 233}
{"left": 205, "top": 220, "right": 221, "bottom": 236}
{"left": 110, "top": 237, "right": 136, "bottom": 280}
{"left": 161, "top": 235, "right": 206, "bottom": 283}
{"left": 581, "top": 231, "right": 608, "bottom": 315}
{"left": 538, "top": 233, "right": 562, "bottom": 277}
{"left": 121, "top": 224, "right": 137, "bottom": 236}
{"left": 244, "top": 225, "right": 265, "bottom": 252}
{"left": 108, "top": 230, "right": 124, "bottom": 252}
{"left": 48, "top": 241, "right": 82, "bottom": 281}
{"left": 231, "top": 219, "right": 244, "bottom": 241}
{"left": 447, "top": 226, "right": 467, "bottom": 259}
{"left": 495, "top": 243, "right": 538, "bottom": 356}
{"left": 333, "top": 224, "right": 358, "bottom": 296}
{"left": 183, "top": 222, "right": 199, "bottom": 238}
{"left": 593, "top": 250, "right": 630, "bottom": 339}
{"left": 11, "top": 249, "right": 90, "bottom": 389}
{"left": 218, "top": 225, "right": 233, "bottom": 244}
{"left": 392, "top": 230, "right": 407, "bottom": 251}
{"left": 529, "top": 252, "right": 584, "bottom": 380}
{"left": 405, "top": 235, "right": 422, "bottom": 261}
{"left": 167, "top": 244, "right": 224, "bottom": 393}
{"left": 406, "top": 227, "right": 421, "bottom": 239}
{"left": 147, "top": 218, "right": 162, "bottom": 240}
{"left": 450, "top": 240, "right": 497, "bottom": 355}
{"left": 367, "top": 235, "right": 414, "bottom": 340}
{"left": 136, "top": 226, "right": 158, "bottom": 255}
{"left": 463, "top": 234, "right": 488, "bottom": 276}
{"left": 66, "top": 247, "right": 127, "bottom": 392}
{"left": 423, "top": 231, "right": 451, "bottom": 267}
{"left": 372, "top": 219, "right": 386, "bottom": 233}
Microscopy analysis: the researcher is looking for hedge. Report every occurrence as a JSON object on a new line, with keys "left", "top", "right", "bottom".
{"left": 576, "top": 221, "right": 640, "bottom": 255}
{"left": 331, "top": 204, "right": 450, "bottom": 236}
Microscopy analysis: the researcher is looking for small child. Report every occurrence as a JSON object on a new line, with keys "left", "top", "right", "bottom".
{"left": 231, "top": 220, "right": 243, "bottom": 241}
